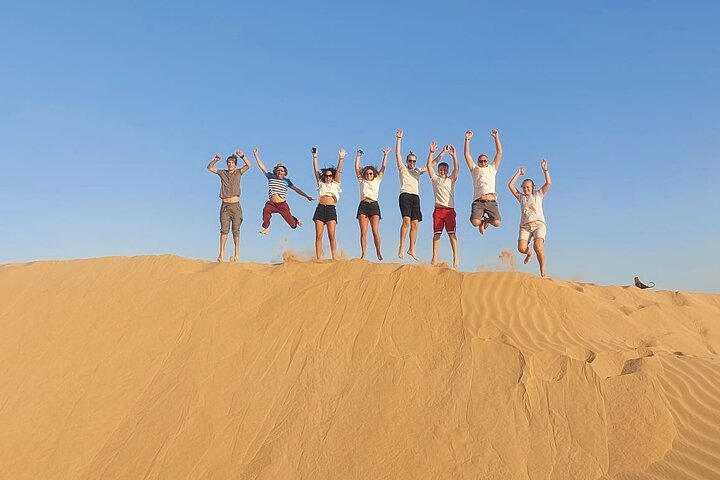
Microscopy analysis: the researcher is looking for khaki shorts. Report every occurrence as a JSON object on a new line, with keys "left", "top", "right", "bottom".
{"left": 519, "top": 221, "right": 546, "bottom": 242}
{"left": 220, "top": 202, "right": 243, "bottom": 235}
{"left": 471, "top": 198, "right": 501, "bottom": 223}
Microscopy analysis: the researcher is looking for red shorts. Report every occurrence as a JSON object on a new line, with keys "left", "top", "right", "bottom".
{"left": 432, "top": 207, "right": 456, "bottom": 235}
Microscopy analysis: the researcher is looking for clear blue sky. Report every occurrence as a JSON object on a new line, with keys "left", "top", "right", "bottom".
{"left": 1, "top": 1, "right": 718, "bottom": 292}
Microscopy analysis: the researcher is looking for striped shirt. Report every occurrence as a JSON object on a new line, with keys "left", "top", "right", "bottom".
{"left": 265, "top": 172, "right": 294, "bottom": 199}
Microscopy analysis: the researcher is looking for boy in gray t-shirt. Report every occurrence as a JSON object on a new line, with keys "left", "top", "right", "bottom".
{"left": 207, "top": 150, "right": 251, "bottom": 262}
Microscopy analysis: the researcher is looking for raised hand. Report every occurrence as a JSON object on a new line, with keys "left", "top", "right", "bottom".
{"left": 396, "top": 129, "right": 404, "bottom": 138}
{"left": 465, "top": 130, "right": 473, "bottom": 140}
{"left": 490, "top": 129, "right": 499, "bottom": 138}
{"left": 448, "top": 145, "right": 456, "bottom": 156}
{"left": 383, "top": 146, "right": 391, "bottom": 155}
{"left": 339, "top": 148, "right": 347, "bottom": 159}
{"left": 253, "top": 147, "right": 259, "bottom": 156}
{"left": 430, "top": 140, "right": 438, "bottom": 153}
{"left": 213, "top": 154, "right": 222, "bottom": 162}
{"left": 443, "top": 144, "right": 450, "bottom": 152}
{"left": 541, "top": 158, "right": 548, "bottom": 170}
{"left": 518, "top": 167, "right": 525, "bottom": 175}
{"left": 234, "top": 150, "right": 243, "bottom": 158}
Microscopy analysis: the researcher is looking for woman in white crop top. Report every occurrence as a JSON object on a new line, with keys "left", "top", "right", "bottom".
{"left": 508, "top": 158, "right": 552, "bottom": 277}
{"left": 355, "top": 147, "right": 389, "bottom": 260}
{"left": 312, "top": 147, "right": 345, "bottom": 260}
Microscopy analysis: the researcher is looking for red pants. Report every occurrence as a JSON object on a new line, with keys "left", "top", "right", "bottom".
{"left": 433, "top": 206, "right": 457, "bottom": 235}
{"left": 262, "top": 200, "right": 298, "bottom": 229}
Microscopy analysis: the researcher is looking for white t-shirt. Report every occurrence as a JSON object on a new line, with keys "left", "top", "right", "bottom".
{"left": 471, "top": 164, "right": 497, "bottom": 199}
{"left": 358, "top": 176, "right": 382, "bottom": 201}
{"left": 317, "top": 181, "right": 341, "bottom": 201}
{"left": 398, "top": 166, "right": 426, "bottom": 195}
{"left": 431, "top": 176, "right": 456, "bottom": 208}
{"left": 518, "top": 191, "right": 546, "bottom": 225}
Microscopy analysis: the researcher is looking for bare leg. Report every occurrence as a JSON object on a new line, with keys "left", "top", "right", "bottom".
{"left": 314, "top": 220, "right": 325, "bottom": 260}
{"left": 230, "top": 232, "right": 240, "bottom": 262}
{"left": 218, "top": 233, "right": 228, "bottom": 262}
{"left": 408, "top": 220, "right": 419, "bottom": 260}
{"left": 449, "top": 233, "right": 459, "bottom": 268}
{"left": 479, "top": 219, "right": 487, "bottom": 235}
{"left": 359, "top": 215, "right": 369, "bottom": 259}
{"left": 534, "top": 238, "right": 546, "bottom": 277}
{"left": 431, "top": 233, "right": 441, "bottom": 265}
{"left": 370, "top": 215, "right": 383, "bottom": 260}
{"left": 259, "top": 228, "right": 269, "bottom": 235}
{"left": 518, "top": 239, "right": 532, "bottom": 264}
{"left": 327, "top": 220, "right": 337, "bottom": 260}
{"left": 398, "top": 217, "right": 410, "bottom": 258}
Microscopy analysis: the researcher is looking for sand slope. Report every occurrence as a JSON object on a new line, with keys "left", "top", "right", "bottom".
{"left": 1, "top": 256, "right": 719, "bottom": 479}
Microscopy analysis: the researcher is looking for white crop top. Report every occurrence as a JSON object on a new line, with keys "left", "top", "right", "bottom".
{"left": 358, "top": 176, "right": 382, "bottom": 201}
{"left": 317, "top": 181, "right": 341, "bottom": 201}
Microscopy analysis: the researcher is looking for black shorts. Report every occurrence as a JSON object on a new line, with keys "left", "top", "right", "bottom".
{"left": 313, "top": 204, "right": 337, "bottom": 224}
{"left": 399, "top": 192, "right": 422, "bottom": 221}
{"left": 356, "top": 200, "right": 381, "bottom": 219}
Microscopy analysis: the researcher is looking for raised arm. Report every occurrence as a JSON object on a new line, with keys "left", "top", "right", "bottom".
{"left": 378, "top": 147, "right": 390, "bottom": 177}
{"left": 206, "top": 153, "right": 222, "bottom": 174}
{"left": 395, "top": 129, "right": 404, "bottom": 169}
{"left": 426, "top": 141, "right": 439, "bottom": 179}
{"left": 290, "top": 184, "right": 315, "bottom": 202}
{"left": 463, "top": 130, "right": 475, "bottom": 171}
{"left": 538, "top": 159, "right": 551, "bottom": 195}
{"left": 312, "top": 147, "right": 320, "bottom": 183}
{"left": 490, "top": 129, "right": 503, "bottom": 170}
{"left": 508, "top": 167, "right": 524, "bottom": 200}
{"left": 354, "top": 149, "right": 363, "bottom": 177}
{"left": 449, "top": 145, "right": 459, "bottom": 181}
{"left": 253, "top": 148, "right": 268, "bottom": 175}
{"left": 336, "top": 148, "right": 346, "bottom": 183}
{"left": 235, "top": 150, "right": 251, "bottom": 174}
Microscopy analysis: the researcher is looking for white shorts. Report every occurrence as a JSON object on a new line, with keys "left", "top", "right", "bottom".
{"left": 519, "top": 221, "right": 546, "bottom": 242}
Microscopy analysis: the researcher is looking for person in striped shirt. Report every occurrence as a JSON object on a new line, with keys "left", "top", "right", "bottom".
{"left": 252, "top": 147, "right": 315, "bottom": 235}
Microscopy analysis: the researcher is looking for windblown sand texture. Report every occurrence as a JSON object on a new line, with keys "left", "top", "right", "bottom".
{"left": 1, "top": 256, "right": 719, "bottom": 479}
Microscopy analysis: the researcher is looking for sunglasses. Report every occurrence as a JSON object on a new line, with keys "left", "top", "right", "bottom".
{"left": 323, "top": 173, "right": 333, "bottom": 177}
{"left": 478, "top": 159, "right": 488, "bottom": 163}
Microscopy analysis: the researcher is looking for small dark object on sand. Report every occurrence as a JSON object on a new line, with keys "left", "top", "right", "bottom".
{"left": 634, "top": 276, "right": 655, "bottom": 289}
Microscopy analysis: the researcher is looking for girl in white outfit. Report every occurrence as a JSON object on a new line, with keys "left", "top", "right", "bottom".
{"left": 355, "top": 147, "right": 389, "bottom": 260}
{"left": 508, "top": 159, "right": 552, "bottom": 277}
{"left": 312, "top": 147, "right": 345, "bottom": 260}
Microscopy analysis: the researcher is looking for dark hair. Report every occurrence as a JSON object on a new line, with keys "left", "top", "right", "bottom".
{"left": 319, "top": 167, "right": 337, "bottom": 181}
{"left": 406, "top": 150, "right": 416, "bottom": 161}
{"left": 522, "top": 178, "right": 535, "bottom": 193}
{"left": 227, "top": 155, "right": 238, "bottom": 163}
{"left": 273, "top": 164, "right": 288, "bottom": 175}
{"left": 361, "top": 165, "right": 379, "bottom": 177}
{"left": 438, "top": 162, "right": 449, "bottom": 169}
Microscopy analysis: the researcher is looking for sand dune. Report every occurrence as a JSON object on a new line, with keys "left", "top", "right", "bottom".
{"left": 1, "top": 255, "right": 719, "bottom": 479}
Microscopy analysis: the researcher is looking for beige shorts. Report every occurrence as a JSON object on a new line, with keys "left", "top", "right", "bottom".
{"left": 519, "top": 221, "right": 546, "bottom": 242}
{"left": 220, "top": 202, "right": 243, "bottom": 235}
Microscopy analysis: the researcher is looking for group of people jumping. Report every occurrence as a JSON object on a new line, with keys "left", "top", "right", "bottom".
{"left": 207, "top": 128, "right": 552, "bottom": 277}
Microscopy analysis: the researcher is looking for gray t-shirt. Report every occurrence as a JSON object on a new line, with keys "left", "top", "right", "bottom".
{"left": 216, "top": 169, "right": 242, "bottom": 199}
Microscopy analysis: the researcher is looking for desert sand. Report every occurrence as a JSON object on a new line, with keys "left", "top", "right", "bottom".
{"left": 1, "top": 255, "right": 719, "bottom": 479}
